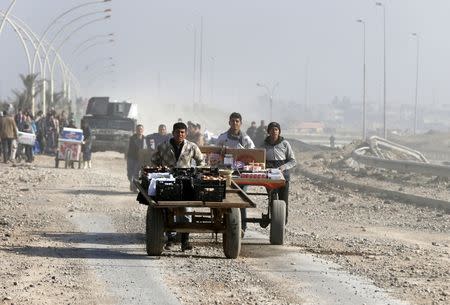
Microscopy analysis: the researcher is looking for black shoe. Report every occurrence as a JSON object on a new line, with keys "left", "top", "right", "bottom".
{"left": 181, "top": 242, "right": 193, "bottom": 251}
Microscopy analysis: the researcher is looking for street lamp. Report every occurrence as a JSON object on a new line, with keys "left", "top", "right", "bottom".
{"left": 44, "top": 9, "right": 111, "bottom": 109}
{"left": 375, "top": 1, "right": 387, "bottom": 138}
{"left": 72, "top": 32, "right": 113, "bottom": 54}
{"left": 0, "top": 12, "right": 33, "bottom": 74}
{"left": 256, "top": 82, "right": 279, "bottom": 122}
{"left": 0, "top": 0, "right": 16, "bottom": 37}
{"left": 1, "top": 12, "right": 74, "bottom": 115}
{"left": 357, "top": 19, "right": 367, "bottom": 140}
{"left": 187, "top": 24, "right": 197, "bottom": 108}
{"left": 210, "top": 56, "right": 215, "bottom": 104}
{"left": 31, "top": 0, "right": 112, "bottom": 115}
{"left": 46, "top": 15, "right": 111, "bottom": 112}
{"left": 73, "top": 38, "right": 114, "bottom": 57}
{"left": 411, "top": 32, "right": 420, "bottom": 135}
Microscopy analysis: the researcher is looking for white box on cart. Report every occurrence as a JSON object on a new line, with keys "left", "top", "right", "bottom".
{"left": 17, "top": 131, "right": 36, "bottom": 146}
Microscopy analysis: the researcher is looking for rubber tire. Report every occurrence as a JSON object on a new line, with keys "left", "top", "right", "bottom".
{"left": 223, "top": 208, "right": 241, "bottom": 259}
{"left": 270, "top": 200, "right": 286, "bottom": 245}
{"left": 145, "top": 206, "right": 165, "bottom": 256}
{"left": 55, "top": 157, "right": 59, "bottom": 168}
{"left": 64, "top": 150, "right": 72, "bottom": 169}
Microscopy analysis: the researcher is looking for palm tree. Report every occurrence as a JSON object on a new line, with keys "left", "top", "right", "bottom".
{"left": 12, "top": 73, "right": 42, "bottom": 111}
{"left": 46, "top": 89, "right": 65, "bottom": 111}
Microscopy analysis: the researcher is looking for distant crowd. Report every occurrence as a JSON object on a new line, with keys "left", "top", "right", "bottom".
{"left": 0, "top": 108, "right": 78, "bottom": 163}
{"left": 142, "top": 119, "right": 271, "bottom": 150}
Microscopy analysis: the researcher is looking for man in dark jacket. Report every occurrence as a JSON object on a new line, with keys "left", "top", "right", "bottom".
{"left": 246, "top": 121, "right": 257, "bottom": 143}
{"left": 254, "top": 120, "right": 267, "bottom": 147}
{"left": 127, "top": 124, "right": 147, "bottom": 192}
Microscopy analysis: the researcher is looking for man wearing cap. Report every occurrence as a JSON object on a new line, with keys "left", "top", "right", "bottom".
{"left": 262, "top": 122, "right": 296, "bottom": 223}
{"left": 151, "top": 122, "right": 205, "bottom": 251}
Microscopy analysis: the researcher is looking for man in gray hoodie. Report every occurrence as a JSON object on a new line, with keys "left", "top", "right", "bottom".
{"left": 262, "top": 122, "right": 296, "bottom": 223}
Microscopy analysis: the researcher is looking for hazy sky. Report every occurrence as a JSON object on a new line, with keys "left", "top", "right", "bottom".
{"left": 1, "top": 0, "right": 450, "bottom": 111}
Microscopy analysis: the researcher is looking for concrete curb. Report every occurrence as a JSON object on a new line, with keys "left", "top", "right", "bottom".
{"left": 297, "top": 168, "right": 450, "bottom": 213}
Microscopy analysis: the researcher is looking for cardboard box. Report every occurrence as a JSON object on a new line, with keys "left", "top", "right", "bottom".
{"left": 17, "top": 131, "right": 36, "bottom": 146}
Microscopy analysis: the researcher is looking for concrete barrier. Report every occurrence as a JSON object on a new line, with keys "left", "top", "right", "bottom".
{"left": 352, "top": 147, "right": 450, "bottom": 178}
{"left": 297, "top": 168, "right": 450, "bottom": 213}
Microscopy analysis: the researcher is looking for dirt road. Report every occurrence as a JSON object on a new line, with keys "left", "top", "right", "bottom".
{"left": 0, "top": 152, "right": 448, "bottom": 305}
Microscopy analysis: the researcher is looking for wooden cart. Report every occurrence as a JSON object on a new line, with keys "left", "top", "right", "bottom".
{"left": 135, "top": 179, "right": 259, "bottom": 258}
{"left": 134, "top": 174, "right": 287, "bottom": 258}
{"left": 233, "top": 177, "right": 287, "bottom": 245}
{"left": 55, "top": 128, "right": 84, "bottom": 169}
{"left": 55, "top": 139, "right": 83, "bottom": 169}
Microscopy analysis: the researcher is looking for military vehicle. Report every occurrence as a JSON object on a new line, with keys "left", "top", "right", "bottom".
{"left": 81, "top": 97, "right": 137, "bottom": 155}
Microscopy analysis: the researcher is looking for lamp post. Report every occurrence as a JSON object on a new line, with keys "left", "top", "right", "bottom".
{"left": 357, "top": 19, "right": 367, "bottom": 140}
{"left": 411, "top": 32, "right": 420, "bottom": 135}
{"left": 0, "top": 0, "right": 16, "bottom": 37}
{"left": 0, "top": 12, "right": 32, "bottom": 74}
{"left": 187, "top": 24, "right": 197, "bottom": 109}
{"left": 198, "top": 16, "right": 204, "bottom": 104}
{"left": 44, "top": 9, "right": 111, "bottom": 109}
{"left": 72, "top": 32, "right": 113, "bottom": 55}
{"left": 31, "top": 0, "right": 112, "bottom": 115}
{"left": 56, "top": 38, "right": 114, "bottom": 94}
{"left": 1, "top": 12, "right": 72, "bottom": 115}
{"left": 210, "top": 56, "right": 215, "bottom": 104}
{"left": 45, "top": 15, "right": 111, "bottom": 112}
{"left": 73, "top": 38, "right": 114, "bottom": 57}
{"left": 375, "top": 1, "right": 387, "bottom": 138}
{"left": 256, "top": 82, "right": 279, "bottom": 122}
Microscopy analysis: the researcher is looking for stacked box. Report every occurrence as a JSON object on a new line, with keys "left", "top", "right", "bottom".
{"left": 155, "top": 180, "right": 183, "bottom": 201}
{"left": 194, "top": 178, "right": 226, "bottom": 202}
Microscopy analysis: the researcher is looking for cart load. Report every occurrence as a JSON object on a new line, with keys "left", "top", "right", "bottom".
{"left": 134, "top": 147, "right": 287, "bottom": 259}
{"left": 55, "top": 128, "right": 84, "bottom": 169}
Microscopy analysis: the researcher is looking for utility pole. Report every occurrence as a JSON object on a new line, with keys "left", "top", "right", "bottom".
{"left": 192, "top": 26, "right": 197, "bottom": 109}
{"left": 210, "top": 56, "right": 215, "bottom": 104}
{"left": 411, "top": 33, "right": 420, "bottom": 135}
{"left": 304, "top": 60, "right": 309, "bottom": 113}
{"left": 357, "top": 19, "right": 367, "bottom": 140}
{"left": 376, "top": 2, "right": 387, "bottom": 139}
{"left": 198, "top": 16, "right": 204, "bottom": 105}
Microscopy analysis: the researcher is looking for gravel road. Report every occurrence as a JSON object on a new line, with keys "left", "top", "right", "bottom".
{"left": 0, "top": 151, "right": 448, "bottom": 305}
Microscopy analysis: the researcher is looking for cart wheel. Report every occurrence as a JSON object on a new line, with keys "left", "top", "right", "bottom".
{"left": 64, "top": 150, "right": 72, "bottom": 169}
{"left": 55, "top": 157, "right": 59, "bottom": 168}
{"left": 270, "top": 200, "right": 286, "bottom": 245}
{"left": 223, "top": 208, "right": 241, "bottom": 259}
{"left": 146, "top": 206, "right": 165, "bottom": 256}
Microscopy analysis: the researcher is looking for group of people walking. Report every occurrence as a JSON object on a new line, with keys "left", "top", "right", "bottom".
{"left": 127, "top": 112, "right": 296, "bottom": 252}
{"left": 0, "top": 108, "right": 92, "bottom": 167}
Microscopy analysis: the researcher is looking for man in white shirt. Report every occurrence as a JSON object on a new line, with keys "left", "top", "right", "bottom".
{"left": 216, "top": 112, "right": 254, "bottom": 235}
{"left": 216, "top": 112, "right": 255, "bottom": 149}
